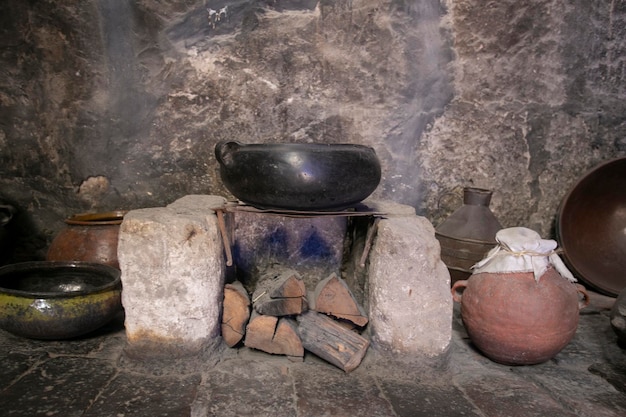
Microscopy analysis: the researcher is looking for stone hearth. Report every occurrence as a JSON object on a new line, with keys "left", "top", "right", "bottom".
{"left": 117, "top": 195, "right": 451, "bottom": 363}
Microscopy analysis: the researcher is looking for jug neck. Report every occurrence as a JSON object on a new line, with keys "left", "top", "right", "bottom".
{"left": 464, "top": 187, "right": 493, "bottom": 206}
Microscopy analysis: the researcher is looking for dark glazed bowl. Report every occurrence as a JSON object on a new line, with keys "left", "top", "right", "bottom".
{"left": 215, "top": 141, "right": 382, "bottom": 210}
{"left": 0, "top": 261, "right": 122, "bottom": 339}
{"left": 557, "top": 157, "right": 626, "bottom": 296}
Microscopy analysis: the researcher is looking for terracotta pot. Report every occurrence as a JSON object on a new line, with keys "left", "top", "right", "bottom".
{"left": 451, "top": 267, "right": 589, "bottom": 365}
{"left": 47, "top": 211, "right": 126, "bottom": 269}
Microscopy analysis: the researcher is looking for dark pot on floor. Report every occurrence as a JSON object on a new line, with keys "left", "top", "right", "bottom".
{"left": 0, "top": 205, "right": 16, "bottom": 254}
{"left": 215, "top": 141, "right": 381, "bottom": 210}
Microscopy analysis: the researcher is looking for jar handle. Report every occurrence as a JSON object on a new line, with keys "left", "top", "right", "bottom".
{"left": 0, "top": 205, "right": 15, "bottom": 227}
{"left": 214, "top": 141, "right": 241, "bottom": 167}
{"left": 436, "top": 187, "right": 463, "bottom": 211}
{"left": 435, "top": 187, "right": 463, "bottom": 227}
{"left": 451, "top": 280, "right": 468, "bottom": 303}
{"left": 576, "top": 283, "right": 590, "bottom": 310}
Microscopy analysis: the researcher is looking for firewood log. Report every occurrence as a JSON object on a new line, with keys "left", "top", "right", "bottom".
{"left": 252, "top": 267, "right": 308, "bottom": 316}
{"left": 244, "top": 311, "right": 304, "bottom": 358}
{"left": 221, "top": 281, "right": 251, "bottom": 347}
{"left": 297, "top": 310, "right": 369, "bottom": 372}
{"left": 311, "top": 273, "right": 368, "bottom": 327}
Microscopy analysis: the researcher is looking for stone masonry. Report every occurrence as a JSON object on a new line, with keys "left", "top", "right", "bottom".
{"left": 118, "top": 195, "right": 451, "bottom": 360}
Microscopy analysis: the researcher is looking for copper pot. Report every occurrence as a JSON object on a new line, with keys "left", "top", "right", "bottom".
{"left": 557, "top": 157, "right": 626, "bottom": 296}
{"left": 47, "top": 211, "right": 126, "bottom": 269}
{"left": 452, "top": 267, "right": 589, "bottom": 365}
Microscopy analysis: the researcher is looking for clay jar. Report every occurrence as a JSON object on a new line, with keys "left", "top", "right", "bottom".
{"left": 47, "top": 211, "right": 126, "bottom": 269}
{"left": 452, "top": 267, "right": 589, "bottom": 365}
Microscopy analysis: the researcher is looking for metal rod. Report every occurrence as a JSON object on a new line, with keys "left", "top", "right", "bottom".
{"left": 360, "top": 217, "right": 380, "bottom": 267}
{"left": 216, "top": 208, "right": 233, "bottom": 267}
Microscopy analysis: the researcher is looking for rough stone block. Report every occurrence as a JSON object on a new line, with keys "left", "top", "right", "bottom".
{"left": 118, "top": 195, "right": 226, "bottom": 358}
{"left": 368, "top": 214, "right": 452, "bottom": 356}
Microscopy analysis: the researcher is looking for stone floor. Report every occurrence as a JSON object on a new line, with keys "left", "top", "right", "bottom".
{"left": 1, "top": 292, "right": 625, "bottom": 417}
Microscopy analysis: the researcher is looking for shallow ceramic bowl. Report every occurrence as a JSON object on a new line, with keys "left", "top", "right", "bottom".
{"left": 215, "top": 141, "right": 382, "bottom": 210}
{"left": 0, "top": 261, "right": 122, "bottom": 339}
{"left": 557, "top": 157, "right": 626, "bottom": 296}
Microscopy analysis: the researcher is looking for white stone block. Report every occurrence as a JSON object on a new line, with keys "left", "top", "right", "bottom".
{"left": 118, "top": 195, "right": 226, "bottom": 357}
{"left": 368, "top": 215, "right": 452, "bottom": 356}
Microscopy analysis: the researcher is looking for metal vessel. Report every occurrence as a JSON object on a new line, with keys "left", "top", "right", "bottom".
{"left": 435, "top": 187, "right": 502, "bottom": 284}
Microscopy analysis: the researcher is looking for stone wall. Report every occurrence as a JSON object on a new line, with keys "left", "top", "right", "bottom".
{"left": 423, "top": 0, "right": 626, "bottom": 233}
{"left": 0, "top": 0, "right": 624, "bottom": 262}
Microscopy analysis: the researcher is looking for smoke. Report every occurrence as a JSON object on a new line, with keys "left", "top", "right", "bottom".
{"left": 381, "top": 0, "right": 453, "bottom": 210}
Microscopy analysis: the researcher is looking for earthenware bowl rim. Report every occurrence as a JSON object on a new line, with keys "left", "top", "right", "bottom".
{"left": 65, "top": 210, "right": 127, "bottom": 226}
{"left": 0, "top": 261, "right": 121, "bottom": 298}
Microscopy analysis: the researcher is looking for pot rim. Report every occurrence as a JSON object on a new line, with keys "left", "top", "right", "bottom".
{"left": 217, "top": 141, "right": 376, "bottom": 152}
{"left": 0, "top": 261, "right": 121, "bottom": 298}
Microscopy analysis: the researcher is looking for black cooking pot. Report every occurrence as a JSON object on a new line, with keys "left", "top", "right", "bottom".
{"left": 215, "top": 141, "right": 382, "bottom": 210}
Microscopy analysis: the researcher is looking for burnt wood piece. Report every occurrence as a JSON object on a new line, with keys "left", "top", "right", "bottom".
{"left": 297, "top": 310, "right": 370, "bottom": 372}
{"left": 252, "top": 268, "right": 308, "bottom": 316}
{"left": 221, "top": 281, "right": 251, "bottom": 347}
{"left": 244, "top": 312, "right": 304, "bottom": 358}
{"left": 311, "top": 273, "right": 368, "bottom": 327}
